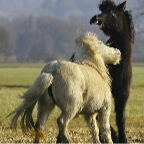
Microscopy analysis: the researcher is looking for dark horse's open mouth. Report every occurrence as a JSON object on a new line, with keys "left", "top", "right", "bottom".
{"left": 95, "top": 19, "right": 103, "bottom": 29}
{"left": 89, "top": 16, "right": 103, "bottom": 29}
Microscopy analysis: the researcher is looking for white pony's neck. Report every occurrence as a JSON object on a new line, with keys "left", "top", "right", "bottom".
{"left": 74, "top": 47, "right": 93, "bottom": 62}
{"left": 74, "top": 47, "right": 110, "bottom": 86}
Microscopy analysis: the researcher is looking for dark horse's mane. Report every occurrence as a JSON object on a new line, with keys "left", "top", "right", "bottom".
{"left": 99, "top": 0, "right": 116, "bottom": 12}
{"left": 99, "top": 0, "right": 135, "bottom": 43}
{"left": 124, "top": 10, "right": 135, "bottom": 43}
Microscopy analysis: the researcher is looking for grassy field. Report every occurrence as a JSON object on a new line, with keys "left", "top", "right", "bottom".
{"left": 0, "top": 64, "right": 144, "bottom": 143}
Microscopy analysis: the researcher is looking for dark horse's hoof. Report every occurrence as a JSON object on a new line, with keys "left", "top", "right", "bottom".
{"left": 119, "top": 134, "right": 127, "bottom": 143}
{"left": 110, "top": 126, "right": 119, "bottom": 143}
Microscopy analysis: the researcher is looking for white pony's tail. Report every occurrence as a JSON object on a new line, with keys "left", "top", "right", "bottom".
{"left": 8, "top": 72, "right": 53, "bottom": 134}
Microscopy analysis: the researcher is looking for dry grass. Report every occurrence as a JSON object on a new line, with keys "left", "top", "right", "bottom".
{"left": 0, "top": 64, "right": 144, "bottom": 143}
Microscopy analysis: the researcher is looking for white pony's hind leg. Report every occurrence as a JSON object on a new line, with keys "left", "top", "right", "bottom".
{"left": 84, "top": 113, "right": 101, "bottom": 144}
{"left": 34, "top": 90, "right": 55, "bottom": 143}
{"left": 57, "top": 114, "right": 69, "bottom": 143}
{"left": 98, "top": 106, "right": 113, "bottom": 143}
{"left": 56, "top": 110, "right": 78, "bottom": 143}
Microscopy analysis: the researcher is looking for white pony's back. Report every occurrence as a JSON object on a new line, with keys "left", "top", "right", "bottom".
{"left": 42, "top": 60, "right": 111, "bottom": 113}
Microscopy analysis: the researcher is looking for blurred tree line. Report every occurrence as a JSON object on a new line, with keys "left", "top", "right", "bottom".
{"left": 0, "top": 15, "right": 143, "bottom": 63}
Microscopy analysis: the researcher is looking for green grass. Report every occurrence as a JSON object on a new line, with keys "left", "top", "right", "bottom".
{"left": 124, "top": 65, "right": 144, "bottom": 142}
{"left": 0, "top": 64, "right": 144, "bottom": 143}
{"left": 0, "top": 67, "right": 41, "bottom": 86}
{"left": 132, "top": 65, "right": 144, "bottom": 87}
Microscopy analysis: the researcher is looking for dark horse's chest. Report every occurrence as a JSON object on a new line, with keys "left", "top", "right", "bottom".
{"left": 107, "top": 40, "right": 132, "bottom": 89}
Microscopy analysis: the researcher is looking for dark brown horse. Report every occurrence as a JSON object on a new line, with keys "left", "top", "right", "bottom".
{"left": 89, "top": 0, "right": 135, "bottom": 143}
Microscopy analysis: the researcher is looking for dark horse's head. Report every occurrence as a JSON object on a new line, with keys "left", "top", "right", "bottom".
{"left": 90, "top": 0, "right": 135, "bottom": 43}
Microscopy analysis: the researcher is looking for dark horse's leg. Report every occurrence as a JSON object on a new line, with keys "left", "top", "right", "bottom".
{"left": 113, "top": 89, "right": 129, "bottom": 143}
{"left": 110, "top": 126, "right": 119, "bottom": 142}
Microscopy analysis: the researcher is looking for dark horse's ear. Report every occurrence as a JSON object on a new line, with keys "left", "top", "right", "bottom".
{"left": 117, "top": 1, "right": 126, "bottom": 12}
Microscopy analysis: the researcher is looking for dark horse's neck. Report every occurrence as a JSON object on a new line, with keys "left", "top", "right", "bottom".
{"left": 108, "top": 12, "right": 134, "bottom": 62}
{"left": 108, "top": 34, "right": 132, "bottom": 60}
{"left": 107, "top": 18, "right": 133, "bottom": 85}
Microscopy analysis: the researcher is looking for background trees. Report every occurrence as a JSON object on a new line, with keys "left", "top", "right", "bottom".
{"left": 0, "top": 0, "right": 143, "bottom": 63}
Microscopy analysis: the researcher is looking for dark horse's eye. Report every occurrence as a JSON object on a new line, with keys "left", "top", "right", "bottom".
{"left": 110, "top": 10, "right": 116, "bottom": 18}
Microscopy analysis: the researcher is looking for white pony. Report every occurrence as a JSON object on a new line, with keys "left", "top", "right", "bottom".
{"left": 9, "top": 32, "right": 121, "bottom": 143}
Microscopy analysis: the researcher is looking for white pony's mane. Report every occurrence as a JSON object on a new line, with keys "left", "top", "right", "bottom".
{"left": 75, "top": 32, "right": 102, "bottom": 54}
{"left": 75, "top": 32, "right": 111, "bottom": 85}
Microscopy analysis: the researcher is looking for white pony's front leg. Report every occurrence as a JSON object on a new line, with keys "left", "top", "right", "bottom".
{"left": 98, "top": 106, "right": 113, "bottom": 143}
{"left": 85, "top": 113, "right": 101, "bottom": 144}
